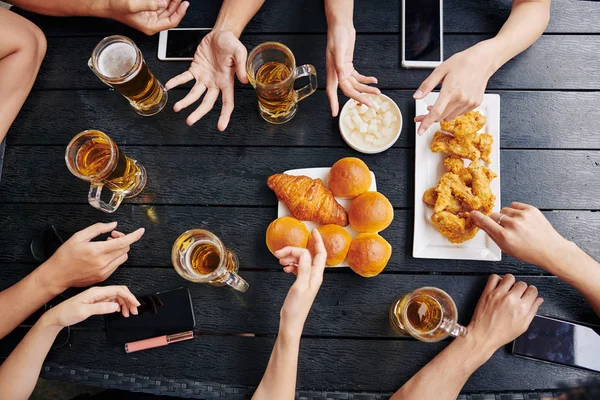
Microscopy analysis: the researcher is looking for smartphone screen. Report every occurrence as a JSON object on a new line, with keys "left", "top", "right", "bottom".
{"left": 513, "top": 315, "right": 600, "bottom": 373}
{"left": 404, "top": 0, "right": 442, "bottom": 63}
{"left": 105, "top": 287, "right": 195, "bottom": 344}
{"left": 164, "top": 29, "right": 210, "bottom": 59}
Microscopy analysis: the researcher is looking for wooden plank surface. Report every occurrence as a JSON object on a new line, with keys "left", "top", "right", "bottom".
{"left": 14, "top": 0, "right": 600, "bottom": 35}
{"left": 0, "top": 205, "right": 598, "bottom": 275}
{"left": 8, "top": 90, "right": 600, "bottom": 149}
{"left": 0, "top": 146, "right": 598, "bottom": 209}
{"left": 34, "top": 34, "right": 600, "bottom": 91}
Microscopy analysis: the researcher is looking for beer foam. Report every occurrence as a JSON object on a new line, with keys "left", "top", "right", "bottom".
{"left": 97, "top": 42, "right": 137, "bottom": 78}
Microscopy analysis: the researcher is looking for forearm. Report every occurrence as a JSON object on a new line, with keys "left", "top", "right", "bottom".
{"left": 252, "top": 332, "right": 301, "bottom": 400}
{"left": 484, "top": 0, "right": 550, "bottom": 72}
{"left": 0, "top": 316, "right": 61, "bottom": 400}
{"left": 213, "top": 0, "right": 264, "bottom": 38}
{"left": 545, "top": 242, "right": 600, "bottom": 317}
{"left": 7, "top": 0, "right": 105, "bottom": 17}
{"left": 0, "top": 262, "right": 62, "bottom": 339}
{"left": 391, "top": 335, "right": 493, "bottom": 400}
{"left": 325, "top": 0, "right": 353, "bottom": 26}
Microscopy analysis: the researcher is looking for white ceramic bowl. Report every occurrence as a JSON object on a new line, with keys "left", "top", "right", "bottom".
{"left": 338, "top": 93, "right": 402, "bottom": 154}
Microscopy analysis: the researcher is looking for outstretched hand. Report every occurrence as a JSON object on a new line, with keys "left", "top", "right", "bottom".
{"left": 107, "top": 0, "right": 189, "bottom": 36}
{"left": 166, "top": 30, "right": 248, "bottom": 131}
{"left": 274, "top": 229, "right": 327, "bottom": 337}
{"left": 326, "top": 23, "right": 379, "bottom": 117}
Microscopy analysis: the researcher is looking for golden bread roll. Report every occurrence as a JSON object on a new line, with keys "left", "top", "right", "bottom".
{"left": 347, "top": 233, "right": 392, "bottom": 277}
{"left": 307, "top": 224, "right": 353, "bottom": 266}
{"left": 266, "top": 216, "right": 309, "bottom": 254}
{"left": 328, "top": 157, "right": 372, "bottom": 198}
{"left": 349, "top": 191, "right": 394, "bottom": 233}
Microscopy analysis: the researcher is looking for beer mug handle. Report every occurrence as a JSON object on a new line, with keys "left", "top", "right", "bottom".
{"left": 448, "top": 323, "right": 467, "bottom": 338}
{"left": 294, "top": 64, "right": 318, "bottom": 102}
{"left": 223, "top": 271, "right": 249, "bottom": 292}
{"left": 88, "top": 183, "right": 125, "bottom": 214}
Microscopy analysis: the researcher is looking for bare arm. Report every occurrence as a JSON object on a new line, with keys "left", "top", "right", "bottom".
{"left": 6, "top": 0, "right": 102, "bottom": 16}
{"left": 392, "top": 274, "right": 543, "bottom": 400}
{"left": 0, "top": 8, "right": 45, "bottom": 143}
{"left": 212, "top": 0, "right": 264, "bottom": 37}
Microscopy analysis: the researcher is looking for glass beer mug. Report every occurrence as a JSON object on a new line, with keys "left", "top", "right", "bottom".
{"left": 172, "top": 229, "right": 249, "bottom": 292}
{"left": 246, "top": 42, "right": 318, "bottom": 124}
{"left": 389, "top": 287, "right": 467, "bottom": 342}
{"left": 88, "top": 35, "right": 167, "bottom": 116}
{"left": 65, "top": 130, "right": 147, "bottom": 213}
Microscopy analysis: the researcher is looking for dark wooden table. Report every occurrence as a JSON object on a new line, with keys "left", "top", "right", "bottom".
{"left": 1, "top": 1, "right": 600, "bottom": 398}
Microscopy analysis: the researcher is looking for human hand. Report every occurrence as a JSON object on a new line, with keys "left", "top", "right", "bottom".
{"left": 42, "top": 286, "right": 140, "bottom": 328}
{"left": 38, "top": 222, "right": 145, "bottom": 295}
{"left": 471, "top": 202, "right": 572, "bottom": 270}
{"left": 105, "top": 0, "right": 189, "bottom": 36}
{"left": 326, "top": 23, "right": 379, "bottom": 117}
{"left": 166, "top": 30, "right": 248, "bottom": 131}
{"left": 414, "top": 41, "right": 498, "bottom": 135}
{"left": 468, "top": 274, "right": 543, "bottom": 358}
{"left": 274, "top": 229, "right": 326, "bottom": 338}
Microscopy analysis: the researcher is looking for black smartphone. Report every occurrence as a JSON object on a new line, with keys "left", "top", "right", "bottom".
{"left": 513, "top": 315, "right": 600, "bottom": 373}
{"left": 30, "top": 224, "right": 64, "bottom": 263}
{"left": 105, "top": 287, "right": 195, "bottom": 344}
{"left": 401, "top": 0, "right": 444, "bottom": 68}
{"left": 157, "top": 28, "right": 211, "bottom": 61}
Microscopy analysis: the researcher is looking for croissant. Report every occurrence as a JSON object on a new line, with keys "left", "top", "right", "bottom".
{"left": 267, "top": 174, "right": 349, "bottom": 227}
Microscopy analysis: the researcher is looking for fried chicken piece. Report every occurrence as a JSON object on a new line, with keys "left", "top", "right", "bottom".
{"left": 473, "top": 133, "right": 493, "bottom": 164}
{"left": 440, "top": 111, "right": 487, "bottom": 138}
{"left": 430, "top": 131, "right": 481, "bottom": 161}
{"left": 467, "top": 161, "right": 497, "bottom": 215}
{"left": 444, "top": 156, "right": 473, "bottom": 185}
{"left": 434, "top": 173, "right": 481, "bottom": 214}
{"left": 422, "top": 188, "right": 437, "bottom": 207}
{"left": 431, "top": 211, "right": 479, "bottom": 244}
{"left": 423, "top": 187, "right": 466, "bottom": 214}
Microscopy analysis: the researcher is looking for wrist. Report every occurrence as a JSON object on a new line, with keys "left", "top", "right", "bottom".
{"left": 33, "top": 258, "right": 68, "bottom": 298}
{"left": 543, "top": 240, "right": 589, "bottom": 276}
{"left": 36, "top": 313, "right": 65, "bottom": 335}
{"left": 325, "top": 6, "right": 354, "bottom": 28}
{"left": 457, "top": 329, "right": 496, "bottom": 368}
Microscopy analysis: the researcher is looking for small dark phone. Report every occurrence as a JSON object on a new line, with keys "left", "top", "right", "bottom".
{"left": 105, "top": 287, "right": 195, "bottom": 344}
{"left": 30, "top": 224, "right": 64, "bottom": 263}
{"left": 513, "top": 315, "right": 600, "bottom": 373}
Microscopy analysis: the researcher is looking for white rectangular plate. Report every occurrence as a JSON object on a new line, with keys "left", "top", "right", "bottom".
{"left": 277, "top": 167, "right": 377, "bottom": 267}
{"left": 413, "top": 93, "right": 501, "bottom": 261}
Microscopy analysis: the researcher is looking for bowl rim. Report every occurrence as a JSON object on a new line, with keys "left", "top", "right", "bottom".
{"left": 338, "top": 93, "right": 403, "bottom": 154}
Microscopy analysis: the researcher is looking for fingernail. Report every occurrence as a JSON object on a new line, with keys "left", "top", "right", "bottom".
{"left": 374, "top": 78, "right": 378, "bottom": 84}
{"left": 300, "top": 251, "right": 310, "bottom": 263}
{"left": 111, "top": 303, "right": 119, "bottom": 311}
{"left": 414, "top": 90, "right": 424, "bottom": 99}
{"left": 418, "top": 127, "right": 425, "bottom": 135}
{"left": 131, "top": 307, "right": 138, "bottom": 315}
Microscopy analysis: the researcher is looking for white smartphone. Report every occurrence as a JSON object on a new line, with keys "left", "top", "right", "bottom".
{"left": 157, "top": 28, "right": 211, "bottom": 61}
{"left": 401, "top": 0, "right": 443, "bottom": 69}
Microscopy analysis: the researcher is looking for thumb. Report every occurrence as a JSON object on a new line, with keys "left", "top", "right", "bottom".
{"left": 86, "top": 301, "right": 121, "bottom": 317}
{"left": 233, "top": 44, "right": 248, "bottom": 84}
{"left": 75, "top": 222, "right": 118, "bottom": 241}
{"left": 470, "top": 211, "right": 503, "bottom": 241}
{"left": 414, "top": 64, "right": 448, "bottom": 99}
{"left": 126, "top": 0, "right": 167, "bottom": 12}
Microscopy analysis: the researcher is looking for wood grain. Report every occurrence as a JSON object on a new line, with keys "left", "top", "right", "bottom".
{"left": 8, "top": 90, "right": 600, "bottom": 149}
{"left": 0, "top": 205, "right": 598, "bottom": 275}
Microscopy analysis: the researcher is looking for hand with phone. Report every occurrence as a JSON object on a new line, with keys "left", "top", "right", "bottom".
{"left": 0, "top": 286, "right": 139, "bottom": 400}
{"left": 325, "top": 0, "right": 379, "bottom": 117}
{"left": 252, "top": 229, "right": 326, "bottom": 400}
{"left": 391, "top": 274, "right": 543, "bottom": 400}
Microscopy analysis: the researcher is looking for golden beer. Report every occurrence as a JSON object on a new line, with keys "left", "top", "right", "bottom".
{"left": 172, "top": 229, "right": 249, "bottom": 292}
{"left": 66, "top": 130, "right": 147, "bottom": 213}
{"left": 89, "top": 36, "right": 167, "bottom": 116}
{"left": 247, "top": 42, "right": 317, "bottom": 124}
{"left": 390, "top": 287, "right": 466, "bottom": 342}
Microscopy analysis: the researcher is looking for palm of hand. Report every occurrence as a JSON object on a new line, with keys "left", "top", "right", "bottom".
{"left": 189, "top": 32, "right": 238, "bottom": 90}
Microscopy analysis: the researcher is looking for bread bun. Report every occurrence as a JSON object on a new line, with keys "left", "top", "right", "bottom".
{"left": 266, "top": 217, "right": 309, "bottom": 254}
{"left": 307, "top": 224, "right": 352, "bottom": 266}
{"left": 328, "top": 157, "right": 372, "bottom": 198}
{"left": 349, "top": 191, "right": 394, "bottom": 233}
{"left": 347, "top": 233, "right": 392, "bottom": 277}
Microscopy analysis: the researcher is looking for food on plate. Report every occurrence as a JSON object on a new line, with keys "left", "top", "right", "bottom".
{"left": 430, "top": 211, "right": 479, "bottom": 244}
{"left": 266, "top": 216, "right": 310, "bottom": 254}
{"left": 349, "top": 191, "right": 394, "bottom": 233}
{"left": 341, "top": 94, "right": 401, "bottom": 150}
{"left": 422, "top": 188, "right": 466, "bottom": 215}
{"left": 443, "top": 156, "right": 473, "bottom": 184}
{"left": 328, "top": 157, "right": 372, "bottom": 198}
{"left": 433, "top": 173, "right": 481, "bottom": 214}
{"left": 347, "top": 233, "right": 392, "bottom": 277}
{"left": 440, "top": 111, "right": 486, "bottom": 138}
{"left": 467, "top": 161, "right": 497, "bottom": 216}
{"left": 307, "top": 224, "right": 352, "bottom": 266}
{"left": 267, "top": 173, "right": 349, "bottom": 226}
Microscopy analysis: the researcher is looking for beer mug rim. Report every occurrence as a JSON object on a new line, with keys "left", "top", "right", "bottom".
{"left": 398, "top": 286, "right": 459, "bottom": 339}
{"left": 65, "top": 130, "right": 118, "bottom": 182}
{"left": 171, "top": 229, "right": 229, "bottom": 281}
{"left": 246, "top": 41, "right": 296, "bottom": 89}
{"left": 89, "top": 35, "right": 142, "bottom": 83}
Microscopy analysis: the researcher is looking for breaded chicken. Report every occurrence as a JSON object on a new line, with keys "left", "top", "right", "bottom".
{"left": 430, "top": 131, "right": 481, "bottom": 161}
{"left": 444, "top": 156, "right": 473, "bottom": 185}
{"left": 423, "top": 187, "right": 465, "bottom": 214}
{"left": 431, "top": 211, "right": 479, "bottom": 244}
{"left": 467, "top": 161, "right": 497, "bottom": 215}
{"left": 440, "top": 111, "right": 487, "bottom": 138}
{"left": 434, "top": 173, "right": 481, "bottom": 213}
